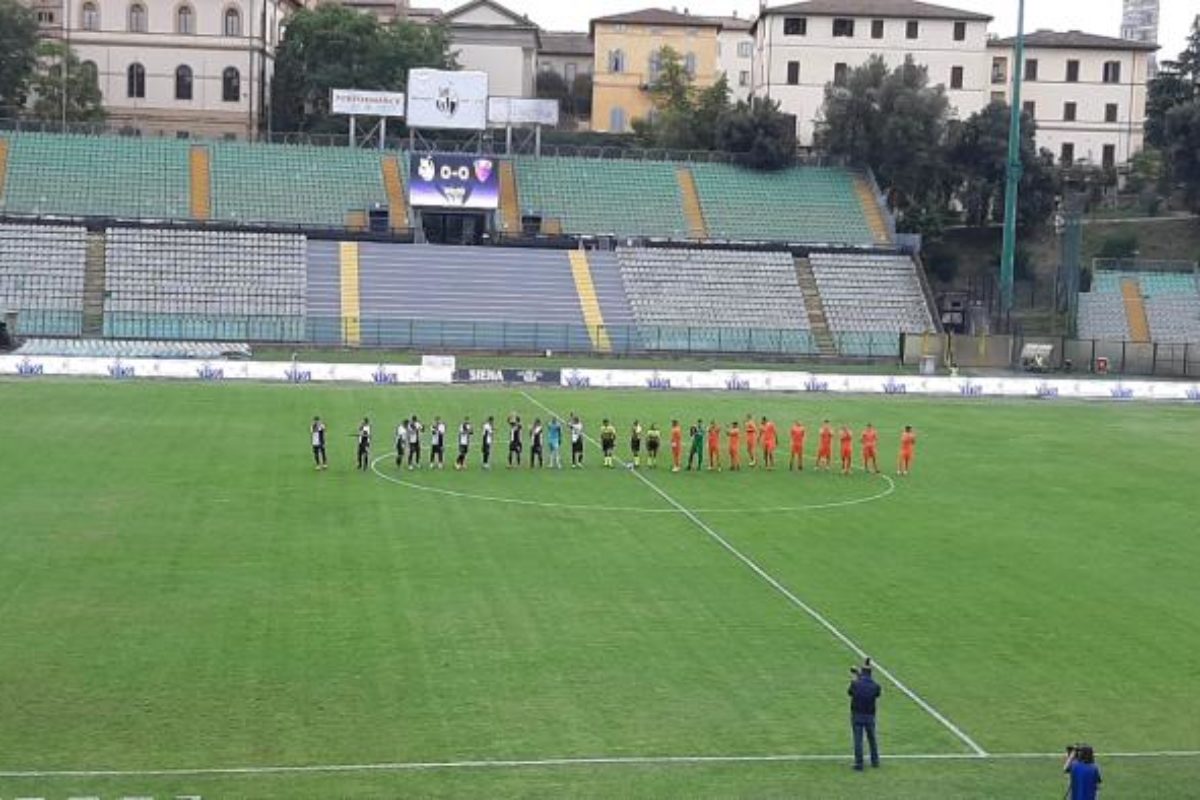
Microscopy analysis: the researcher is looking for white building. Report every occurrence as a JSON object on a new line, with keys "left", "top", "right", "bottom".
{"left": 537, "top": 30, "right": 592, "bottom": 86}
{"left": 988, "top": 31, "right": 1157, "bottom": 168}
{"left": 752, "top": 0, "right": 993, "bottom": 146}
{"left": 710, "top": 15, "right": 754, "bottom": 100}
{"left": 32, "top": 0, "right": 297, "bottom": 138}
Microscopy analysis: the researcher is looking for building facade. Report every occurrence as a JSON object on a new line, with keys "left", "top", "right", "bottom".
{"left": 752, "top": 0, "right": 992, "bottom": 146}
{"left": 711, "top": 15, "right": 754, "bottom": 100}
{"left": 28, "top": 0, "right": 296, "bottom": 138}
{"left": 589, "top": 8, "right": 722, "bottom": 133}
{"left": 989, "top": 32, "right": 1156, "bottom": 168}
{"left": 537, "top": 31, "right": 592, "bottom": 86}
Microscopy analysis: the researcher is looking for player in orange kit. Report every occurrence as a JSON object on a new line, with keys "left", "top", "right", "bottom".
{"left": 816, "top": 420, "right": 834, "bottom": 470}
{"left": 898, "top": 425, "right": 916, "bottom": 476}
{"left": 744, "top": 415, "right": 758, "bottom": 468}
{"left": 670, "top": 419, "right": 683, "bottom": 472}
{"left": 706, "top": 420, "right": 722, "bottom": 471}
{"left": 861, "top": 423, "right": 880, "bottom": 474}
{"left": 840, "top": 425, "right": 854, "bottom": 476}
{"left": 789, "top": 420, "right": 806, "bottom": 471}
{"left": 760, "top": 416, "right": 778, "bottom": 470}
{"left": 727, "top": 421, "right": 742, "bottom": 471}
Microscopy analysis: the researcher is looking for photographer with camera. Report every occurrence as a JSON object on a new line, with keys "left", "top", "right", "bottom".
{"left": 1064, "top": 743, "right": 1101, "bottom": 800}
{"left": 847, "top": 657, "right": 882, "bottom": 771}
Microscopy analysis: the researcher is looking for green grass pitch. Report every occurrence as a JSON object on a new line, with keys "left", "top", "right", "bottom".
{"left": 1, "top": 379, "right": 1198, "bottom": 798}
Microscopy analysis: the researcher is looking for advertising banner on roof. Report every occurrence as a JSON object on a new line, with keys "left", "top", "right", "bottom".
{"left": 407, "top": 69, "right": 488, "bottom": 130}
{"left": 331, "top": 89, "right": 406, "bottom": 117}
{"left": 487, "top": 97, "right": 560, "bottom": 127}
{"left": 408, "top": 152, "right": 499, "bottom": 210}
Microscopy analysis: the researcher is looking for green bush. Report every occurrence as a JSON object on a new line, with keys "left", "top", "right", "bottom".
{"left": 1096, "top": 232, "right": 1140, "bottom": 259}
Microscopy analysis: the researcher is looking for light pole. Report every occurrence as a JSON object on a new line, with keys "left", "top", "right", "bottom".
{"left": 999, "top": 0, "right": 1026, "bottom": 319}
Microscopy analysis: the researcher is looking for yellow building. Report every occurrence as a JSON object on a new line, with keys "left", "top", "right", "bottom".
{"left": 589, "top": 8, "right": 722, "bottom": 133}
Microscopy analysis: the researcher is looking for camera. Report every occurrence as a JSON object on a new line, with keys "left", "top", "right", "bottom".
{"left": 850, "top": 657, "right": 872, "bottom": 676}
{"left": 1066, "top": 743, "right": 1095, "bottom": 763}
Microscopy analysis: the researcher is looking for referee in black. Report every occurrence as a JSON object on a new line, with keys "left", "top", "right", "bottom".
{"left": 356, "top": 417, "right": 372, "bottom": 471}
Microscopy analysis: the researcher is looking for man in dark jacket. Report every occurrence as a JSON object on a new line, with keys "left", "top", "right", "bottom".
{"left": 848, "top": 659, "right": 882, "bottom": 770}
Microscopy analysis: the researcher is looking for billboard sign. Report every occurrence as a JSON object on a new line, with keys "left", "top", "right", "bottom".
{"left": 488, "top": 97, "right": 560, "bottom": 127}
{"left": 406, "top": 69, "right": 488, "bottom": 130}
{"left": 331, "top": 89, "right": 406, "bottom": 117}
{"left": 408, "top": 152, "right": 499, "bottom": 210}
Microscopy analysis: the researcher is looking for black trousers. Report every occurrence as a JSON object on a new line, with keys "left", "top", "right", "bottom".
{"left": 357, "top": 445, "right": 369, "bottom": 470}
{"left": 313, "top": 444, "right": 326, "bottom": 465}
{"left": 408, "top": 444, "right": 421, "bottom": 466}
{"left": 530, "top": 444, "right": 543, "bottom": 467}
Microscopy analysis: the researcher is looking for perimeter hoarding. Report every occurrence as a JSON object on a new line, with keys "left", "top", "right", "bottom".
{"left": 407, "top": 69, "right": 488, "bottom": 130}
{"left": 408, "top": 152, "right": 499, "bottom": 210}
{"left": 331, "top": 89, "right": 406, "bottom": 117}
{"left": 487, "top": 97, "right": 560, "bottom": 127}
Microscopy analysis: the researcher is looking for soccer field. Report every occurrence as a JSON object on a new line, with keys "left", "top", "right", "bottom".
{"left": 1, "top": 379, "right": 1198, "bottom": 798}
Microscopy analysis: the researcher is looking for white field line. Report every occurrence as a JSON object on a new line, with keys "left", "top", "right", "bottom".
{"left": 2, "top": 751, "right": 1199, "bottom": 779}
{"left": 520, "top": 391, "right": 988, "bottom": 758}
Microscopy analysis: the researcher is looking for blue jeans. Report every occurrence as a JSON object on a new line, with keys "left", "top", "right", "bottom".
{"left": 852, "top": 714, "right": 879, "bottom": 768}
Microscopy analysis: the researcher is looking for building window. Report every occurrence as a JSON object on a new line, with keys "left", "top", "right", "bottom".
{"left": 176, "top": 4, "right": 194, "bottom": 33}
{"left": 175, "top": 65, "right": 192, "bottom": 100}
{"left": 1064, "top": 101, "right": 1076, "bottom": 121}
{"left": 648, "top": 50, "right": 661, "bottom": 81}
{"left": 832, "top": 18, "right": 854, "bottom": 37}
{"left": 81, "top": 1, "right": 99, "bottom": 30}
{"left": 1103, "top": 60, "right": 1121, "bottom": 83}
{"left": 950, "top": 66, "right": 963, "bottom": 89}
{"left": 786, "top": 61, "right": 799, "bottom": 85}
{"left": 871, "top": 19, "right": 884, "bottom": 39}
{"left": 80, "top": 60, "right": 98, "bottom": 83}
{"left": 1022, "top": 100, "right": 1035, "bottom": 117}
{"left": 990, "top": 90, "right": 1005, "bottom": 103}
{"left": 1105, "top": 103, "right": 1119, "bottom": 123}
{"left": 222, "top": 66, "right": 240, "bottom": 102}
{"left": 126, "top": 62, "right": 145, "bottom": 98}
{"left": 1061, "top": 142, "right": 1074, "bottom": 166}
{"left": 37, "top": 9, "right": 55, "bottom": 23}
{"left": 1024, "top": 58, "right": 1038, "bottom": 81}
{"left": 783, "top": 16, "right": 806, "bottom": 36}
{"left": 953, "top": 21, "right": 966, "bottom": 41}
{"left": 684, "top": 52, "right": 696, "bottom": 78}
{"left": 608, "top": 49, "right": 625, "bottom": 73}
{"left": 737, "top": 41, "right": 752, "bottom": 58}
{"left": 833, "top": 62, "right": 848, "bottom": 87}
{"left": 565, "top": 62, "right": 576, "bottom": 83}
{"left": 739, "top": 70, "right": 750, "bottom": 87}
{"left": 905, "top": 20, "right": 918, "bottom": 39}
{"left": 609, "top": 106, "right": 625, "bottom": 133}
{"left": 128, "top": 2, "right": 147, "bottom": 32}
{"left": 991, "top": 56, "right": 1007, "bottom": 84}
{"left": 1102, "top": 144, "right": 1116, "bottom": 168}
{"left": 1066, "top": 60, "right": 1079, "bottom": 82}
{"left": 223, "top": 6, "right": 241, "bottom": 36}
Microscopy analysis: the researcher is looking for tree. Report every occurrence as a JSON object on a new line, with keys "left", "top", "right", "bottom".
{"left": 536, "top": 69, "right": 570, "bottom": 114}
{"left": 28, "top": 42, "right": 106, "bottom": 124}
{"left": 270, "top": 3, "right": 453, "bottom": 133}
{"left": 1148, "top": 16, "right": 1200, "bottom": 147}
{"left": 0, "top": 0, "right": 39, "bottom": 117}
{"left": 1163, "top": 100, "right": 1200, "bottom": 211}
{"left": 571, "top": 73, "right": 592, "bottom": 120}
{"left": 714, "top": 97, "right": 797, "bottom": 170}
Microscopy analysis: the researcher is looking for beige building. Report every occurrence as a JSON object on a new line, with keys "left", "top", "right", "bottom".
{"left": 988, "top": 31, "right": 1157, "bottom": 168}
{"left": 589, "top": 8, "right": 722, "bottom": 133}
{"left": 29, "top": 0, "right": 298, "bottom": 138}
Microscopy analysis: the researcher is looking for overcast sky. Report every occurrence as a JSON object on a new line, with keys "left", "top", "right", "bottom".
{"left": 437, "top": 0, "right": 1198, "bottom": 59}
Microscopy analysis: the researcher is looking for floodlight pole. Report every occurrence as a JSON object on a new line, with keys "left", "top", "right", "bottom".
{"left": 999, "top": 0, "right": 1026, "bottom": 318}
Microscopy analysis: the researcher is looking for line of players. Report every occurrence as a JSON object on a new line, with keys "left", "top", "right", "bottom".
{"left": 311, "top": 414, "right": 917, "bottom": 476}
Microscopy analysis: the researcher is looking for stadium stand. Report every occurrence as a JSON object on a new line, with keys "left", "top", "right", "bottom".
{"left": 585, "top": 250, "right": 637, "bottom": 353}
{"left": 305, "top": 240, "right": 343, "bottom": 345}
{"left": 808, "top": 253, "right": 934, "bottom": 355}
{"left": 1076, "top": 292, "right": 1132, "bottom": 341}
{"left": 103, "top": 228, "right": 305, "bottom": 341}
{"left": 1078, "top": 269, "right": 1200, "bottom": 344}
{"left": 691, "top": 163, "right": 880, "bottom": 246}
{"left": 617, "top": 248, "right": 815, "bottom": 353}
{"left": 0, "top": 222, "right": 87, "bottom": 336}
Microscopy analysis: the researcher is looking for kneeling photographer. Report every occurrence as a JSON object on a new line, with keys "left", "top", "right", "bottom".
{"left": 1064, "top": 743, "right": 1101, "bottom": 800}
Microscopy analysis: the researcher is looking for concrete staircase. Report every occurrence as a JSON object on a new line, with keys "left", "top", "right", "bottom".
{"left": 676, "top": 166, "right": 708, "bottom": 239}
{"left": 380, "top": 155, "right": 409, "bottom": 232}
{"left": 853, "top": 172, "right": 891, "bottom": 246}
{"left": 499, "top": 160, "right": 521, "bottom": 234}
{"left": 82, "top": 231, "right": 107, "bottom": 337}
{"left": 1120, "top": 277, "right": 1150, "bottom": 342}
{"left": 794, "top": 256, "right": 836, "bottom": 356}
{"left": 188, "top": 145, "right": 211, "bottom": 221}
{"left": 0, "top": 137, "right": 9, "bottom": 203}
{"left": 568, "top": 249, "right": 612, "bottom": 352}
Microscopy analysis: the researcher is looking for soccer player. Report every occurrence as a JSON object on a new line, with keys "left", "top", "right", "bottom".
{"left": 394, "top": 419, "right": 406, "bottom": 468}
{"left": 687, "top": 420, "right": 704, "bottom": 471}
{"left": 600, "top": 418, "right": 617, "bottom": 468}
{"left": 548, "top": 417, "right": 563, "bottom": 469}
{"left": 789, "top": 420, "right": 806, "bottom": 471}
{"left": 670, "top": 419, "right": 683, "bottom": 472}
{"left": 706, "top": 420, "right": 721, "bottom": 471}
{"left": 530, "top": 418, "right": 544, "bottom": 468}
{"left": 481, "top": 415, "right": 495, "bottom": 470}
{"left": 311, "top": 416, "right": 327, "bottom": 470}
{"left": 455, "top": 416, "right": 473, "bottom": 470}
{"left": 507, "top": 414, "right": 524, "bottom": 468}
{"left": 744, "top": 415, "right": 758, "bottom": 468}
{"left": 817, "top": 419, "right": 834, "bottom": 470}
{"left": 761, "top": 416, "right": 778, "bottom": 470}
{"left": 646, "top": 422, "right": 661, "bottom": 469}
{"left": 840, "top": 425, "right": 854, "bottom": 476}
{"left": 406, "top": 415, "right": 423, "bottom": 470}
{"left": 629, "top": 420, "right": 644, "bottom": 468}
{"left": 898, "top": 425, "right": 917, "bottom": 476}
{"left": 861, "top": 423, "right": 880, "bottom": 474}
{"left": 430, "top": 416, "right": 446, "bottom": 470}
{"left": 727, "top": 421, "right": 742, "bottom": 471}
{"left": 570, "top": 414, "right": 585, "bottom": 468}
{"left": 356, "top": 417, "right": 371, "bottom": 471}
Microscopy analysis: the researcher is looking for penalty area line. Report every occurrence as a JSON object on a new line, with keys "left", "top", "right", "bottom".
{"left": 519, "top": 390, "right": 989, "bottom": 758}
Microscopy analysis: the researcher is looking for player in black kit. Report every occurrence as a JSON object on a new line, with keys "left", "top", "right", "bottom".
{"left": 311, "top": 416, "right": 327, "bottom": 470}
{"left": 430, "top": 416, "right": 446, "bottom": 470}
{"left": 455, "top": 416, "right": 473, "bottom": 470}
{"left": 507, "top": 414, "right": 523, "bottom": 468}
{"left": 394, "top": 420, "right": 406, "bottom": 467}
{"left": 482, "top": 416, "right": 495, "bottom": 470}
{"left": 529, "top": 418, "right": 544, "bottom": 468}
{"left": 406, "top": 415, "right": 423, "bottom": 470}
{"left": 356, "top": 417, "right": 371, "bottom": 471}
